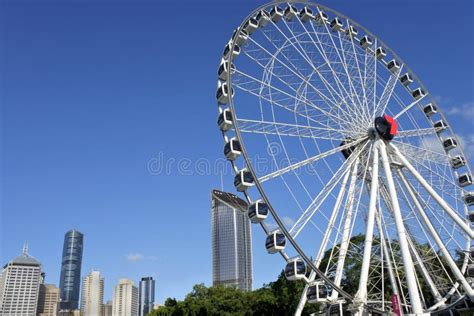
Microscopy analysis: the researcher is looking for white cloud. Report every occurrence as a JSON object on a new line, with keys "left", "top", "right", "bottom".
{"left": 442, "top": 101, "right": 474, "bottom": 120}
{"left": 456, "top": 134, "right": 474, "bottom": 159}
{"left": 125, "top": 253, "right": 144, "bottom": 262}
{"left": 282, "top": 216, "right": 295, "bottom": 227}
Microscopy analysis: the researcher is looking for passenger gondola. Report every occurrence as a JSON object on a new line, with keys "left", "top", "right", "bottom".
{"left": 387, "top": 59, "right": 401, "bottom": 73}
{"left": 306, "top": 281, "right": 330, "bottom": 303}
{"left": 285, "top": 258, "right": 306, "bottom": 281}
{"left": 346, "top": 25, "right": 357, "bottom": 37}
{"left": 234, "top": 169, "right": 254, "bottom": 191}
{"left": 464, "top": 192, "right": 474, "bottom": 206}
{"left": 217, "top": 108, "right": 233, "bottom": 131}
{"left": 433, "top": 120, "right": 448, "bottom": 133}
{"left": 270, "top": 6, "right": 284, "bottom": 22}
{"left": 360, "top": 35, "right": 373, "bottom": 49}
{"left": 412, "top": 88, "right": 426, "bottom": 100}
{"left": 256, "top": 10, "right": 270, "bottom": 27}
{"left": 458, "top": 173, "right": 473, "bottom": 188}
{"left": 330, "top": 17, "right": 343, "bottom": 31}
{"left": 243, "top": 18, "right": 258, "bottom": 35}
{"left": 443, "top": 137, "right": 457, "bottom": 152}
{"left": 299, "top": 7, "right": 313, "bottom": 22}
{"left": 265, "top": 231, "right": 286, "bottom": 253}
{"left": 375, "top": 47, "right": 387, "bottom": 60}
{"left": 232, "top": 29, "right": 248, "bottom": 47}
{"left": 450, "top": 155, "right": 466, "bottom": 169}
{"left": 224, "top": 137, "right": 242, "bottom": 160}
{"left": 399, "top": 73, "right": 413, "bottom": 86}
{"left": 218, "top": 60, "right": 235, "bottom": 81}
{"left": 314, "top": 11, "right": 328, "bottom": 25}
{"left": 223, "top": 42, "right": 240, "bottom": 60}
{"left": 284, "top": 5, "right": 298, "bottom": 20}
{"left": 216, "top": 83, "right": 234, "bottom": 105}
{"left": 248, "top": 200, "right": 269, "bottom": 223}
{"left": 423, "top": 103, "right": 437, "bottom": 117}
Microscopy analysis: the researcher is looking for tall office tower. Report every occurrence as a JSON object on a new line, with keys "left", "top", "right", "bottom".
{"left": 101, "top": 300, "right": 113, "bottom": 316}
{"left": 211, "top": 189, "right": 252, "bottom": 291}
{"left": 59, "top": 229, "right": 84, "bottom": 311}
{"left": 112, "top": 279, "right": 138, "bottom": 316}
{"left": 138, "top": 277, "right": 155, "bottom": 316}
{"left": 80, "top": 271, "right": 104, "bottom": 316}
{"left": 0, "top": 245, "right": 42, "bottom": 315}
{"left": 37, "top": 284, "right": 60, "bottom": 316}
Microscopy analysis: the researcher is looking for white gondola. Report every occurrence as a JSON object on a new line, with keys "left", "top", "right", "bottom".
{"left": 217, "top": 60, "right": 235, "bottom": 81}
{"left": 375, "top": 46, "right": 387, "bottom": 60}
{"left": 412, "top": 88, "right": 426, "bottom": 100}
{"left": 231, "top": 29, "right": 248, "bottom": 47}
{"left": 284, "top": 5, "right": 298, "bottom": 20}
{"left": 387, "top": 59, "right": 401, "bottom": 73}
{"left": 285, "top": 258, "right": 306, "bottom": 281}
{"left": 299, "top": 7, "right": 313, "bottom": 22}
{"left": 458, "top": 173, "right": 473, "bottom": 188}
{"left": 330, "top": 17, "right": 343, "bottom": 31}
{"left": 346, "top": 25, "right": 358, "bottom": 37}
{"left": 468, "top": 264, "right": 474, "bottom": 277}
{"left": 216, "top": 83, "right": 234, "bottom": 105}
{"left": 256, "top": 10, "right": 270, "bottom": 27}
{"left": 270, "top": 6, "right": 284, "bottom": 23}
{"left": 217, "top": 108, "right": 233, "bottom": 131}
{"left": 248, "top": 200, "right": 269, "bottom": 223}
{"left": 423, "top": 103, "right": 437, "bottom": 117}
{"left": 464, "top": 192, "right": 474, "bottom": 206}
{"left": 314, "top": 11, "right": 328, "bottom": 25}
{"left": 360, "top": 35, "right": 373, "bottom": 49}
{"left": 243, "top": 18, "right": 258, "bottom": 35}
{"left": 224, "top": 137, "right": 242, "bottom": 160}
{"left": 451, "top": 155, "right": 467, "bottom": 169}
{"left": 399, "top": 73, "right": 413, "bottom": 86}
{"left": 433, "top": 120, "right": 448, "bottom": 133}
{"left": 234, "top": 169, "right": 254, "bottom": 191}
{"left": 223, "top": 42, "right": 240, "bottom": 60}
{"left": 443, "top": 137, "right": 458, "bottom": 152}
{"left": 265, "top": 231, "right": 286, "bottom": 253}
{"left": 306, "top": 281, "right": 330, "bottom": 303}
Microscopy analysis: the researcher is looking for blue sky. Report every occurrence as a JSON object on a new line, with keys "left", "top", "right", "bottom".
{"left": 1, "top": 0, "right": 473, "bottom": 304}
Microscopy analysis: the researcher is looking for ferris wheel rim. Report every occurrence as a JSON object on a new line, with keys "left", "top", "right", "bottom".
{"left": 219, "top": 1, "right": 473, "bottom": 314}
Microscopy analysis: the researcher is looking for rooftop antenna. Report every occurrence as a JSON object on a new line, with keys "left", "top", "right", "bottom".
{"left": 22, "top": 242, "right": 29, "bottom": 255}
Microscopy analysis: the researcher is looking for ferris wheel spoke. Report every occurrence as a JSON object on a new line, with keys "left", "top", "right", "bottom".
{"left": 234, "top": 68, "right": 354, "bottom": 128}
{"left": 379, "top": 141, "right": 424, "bottom": 314}
{"left": 374, "top": 64, "right": 403, "bottom": 117}
{"left": 392, "top": 140, "right": 449, "bottom": 166}
{"left": 288, "top": 151, "right": 360, "bottom": 239}
{"left": 396, "top": 168, "right": 474, "bottom": 297}
{"left": 258, "top": 137, "right": 367, "bottom": 183}
{"left": 396, "top": 127, "right": 438, "bottom": 138}
{"left": 393, "top": 93, "right": 428, "bottom": 120}
{"left": 390, "top": 143, "right": 474, "bottom": 239}
{"left": 236, "top": 118, "right": 346, "bottom": 140}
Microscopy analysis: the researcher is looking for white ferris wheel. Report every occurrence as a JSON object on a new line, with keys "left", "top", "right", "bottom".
{"left": 215, "top": 1, "right": 474, "bottom": 315}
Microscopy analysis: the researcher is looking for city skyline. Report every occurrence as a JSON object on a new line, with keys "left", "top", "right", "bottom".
{"left": 2, "top": 0, "right": 473, "bottom": 305}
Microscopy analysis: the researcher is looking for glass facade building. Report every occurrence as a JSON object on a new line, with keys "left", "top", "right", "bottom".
{"left": 211, "top": 189, "right": 252, "bottom": 291}
{"left": 138, "top": 277, "right": 155, "bottom": 316}
{"left": 59, "top": 229, "right": 84, "bottom": 311}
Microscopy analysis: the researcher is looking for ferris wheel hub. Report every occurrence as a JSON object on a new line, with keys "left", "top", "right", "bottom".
{"left": 374, "top": 114, "right": 398, "bottom": 141}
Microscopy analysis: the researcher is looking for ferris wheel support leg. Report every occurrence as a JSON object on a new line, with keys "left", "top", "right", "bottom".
{"left": 294, "top": 170, "right": 352, "bottom": 316}
{"left": 389, "top": 143, "right": 474, "bottom": 239}
{"left": 330, "top": 159, "right": 361, "bottom": 302}
{"left": 397, "top": 168, "right": 474, "bottom": 298}
{"left": 354, "top": 142, "right": 380, "bottom": 314}
{"left": 379, "top": 141, "right": 425, "bottom": 315}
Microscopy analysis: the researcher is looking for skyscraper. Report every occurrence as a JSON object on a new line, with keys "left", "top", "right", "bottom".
{"left": 112, "top": 279, "right": 138, "bottom": 316}
{"left": 0, "top": 245, "right": 42, "bottom": 315}
{"left": 102, "top": 300, "right": 113, "bottom": 316}
{"left": 138, "top": 277, "right": 155, "bottom": 316}
{"left": 37, "top": 284, "right": 60, "bottom": 316}
{"left": 59, "top": 229, "right": 84, "bottom": 311}
{"left": 211, "top": 189, "right": 252, "bottom": 291}
{"left": 80, "top": 271, "right": 104, "bottom": 316}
